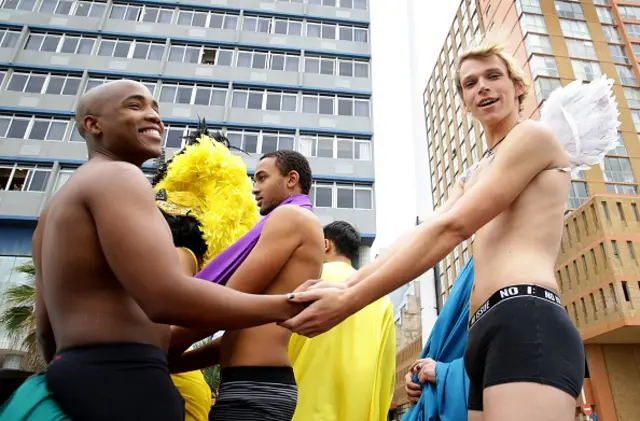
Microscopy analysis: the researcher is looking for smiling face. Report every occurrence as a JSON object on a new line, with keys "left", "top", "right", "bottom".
{"left": 458, "top": 54, "right": 525, "bottom": 127}
{"left": 82, "top": 80, "right": 164, "bottom": 164}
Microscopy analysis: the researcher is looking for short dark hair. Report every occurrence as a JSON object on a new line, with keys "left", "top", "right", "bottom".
{"left": 323, "top": 221, "right": 361, "bottom": 261}
{"left": 260, "top": 150, "right": 312, "bottom": 195}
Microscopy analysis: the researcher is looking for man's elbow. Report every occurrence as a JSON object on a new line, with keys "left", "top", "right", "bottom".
{"left": 440, "top": 216, "right": 474, "bottom": 244}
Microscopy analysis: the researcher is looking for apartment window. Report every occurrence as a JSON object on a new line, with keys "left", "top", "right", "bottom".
{"left": 168, "top": 44, "right": 234, "bottom": 66}
{"left": 161, "top": 124, "right": 201, "bottom": 149}
{"left": 309, "top": 181, "right": 373, "bottom": 209}
{"left": 632, "top": 43, "right": 640, "bottom": 57}
{"left": 68, "top": 122, "right": 83, "bottom": 142}
{"left": 6, "top": 71, "right": 81, "bottom": 96}
{"left": 616, "top": 65, "right": 637, "bottom": 86}
{"left": 560, "top": 19, "right": 591, "bottom": 40}
{"left": 625, "top": 23, "right": 640, "bottom": 38}
{"left": 97, "top": 38, "right": 164, "bottom": 60}
{"left": 1, "top": 0, "right": 36, "bottom": 10}
{"left": 310, "top": 0, "right": 367, "bottom": 10}
{"left": 515, "top": 0, "right": 541, "bottom": 15}
{"left": 176, "top": 9, "right": 238, "bottom": 29}
{"left": 623, "top": 87, "right": 640, "bottom": 108}
{"left": 594, "top": 0, "right": 609, "bottom": 5}
{"left": 520, "top": 14, "right": 547, "bottom": 35}
{"left": 567, "top": 181, "right": 588, "bottom": 210}
{"left": 603, "top": 157, "right": 635, "bottom": 183}
{"left": 555, "top": 1, "right": 584, "bottom": 19}
{"left": 0, "top": 114, "right": 69, "bottom": 141}
{"left": 54, "top": 168, "right": 74, "bottom": 192}
{"left": 596, "top": 6, "right": 615, "bottom": 25}
{"left": 609, "top": 45, "right": 629, "bottom": 64}
{"left": 298, "top": 134, "right": 371, "bottom": 160}
{"left": 0, "top": 28, "right": 19, "bottom": 48}
{"left": 25, "top": 32, "right": 96, "bottom": 54}
{"left": 0, "top": 162, "right": 52, "bottom": 192}
{"left": 39, "top": 0, "right": 105, "bottom": 17}
{"left": 85, "top": 76, "right": 156, "bottom": 95}
{"left": 302, "top": 93, "right": 370, "bottom": 117}
{"left": 534, "top": 77, "right": 561, "bottom": 102}
{"left": 524, "top": 33, "right": 552, "bottom": 56}
{"left": 306, "top": 21, "right": 368, "bottom": 42}
{"left": 304, "top": 55, "right": 369, "bottom": 78}
{"left": 159, "top": 83, "right": 227, "bottom": 107}
{"left": 109, "top": 3, "right": 175, "bottom": 24}
{"left": 231, "top": 89, "right": 297, "bottom": 112}
{"left": 602, "top": 26, "right": 621, "bottom": 43}
{"left": 530, "top": 55, "right": 559, "bottom": 78}
{"left": 566, "top": 39, "right": 597, "bottom": 60}
{"left": 571, "top": 59, "right": 602, "bottom": 82}
{"left": 227, "top": 129, "right": 294, "bottom": 154}
{"left": 243, "top": 15, "right": 303, "bottom": 36}
{"left": 237, "top": 49, "right": 300, "bottom": 72}
{"left": 606, "top": 183, "right": 638, "bottom": 194}
{"left": 619, "top": 5, "right": 640, "bottom": 20}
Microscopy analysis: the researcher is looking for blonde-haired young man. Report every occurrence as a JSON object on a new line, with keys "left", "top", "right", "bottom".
{"left": 283, "top": 39, "right": 585, "bottom": 421}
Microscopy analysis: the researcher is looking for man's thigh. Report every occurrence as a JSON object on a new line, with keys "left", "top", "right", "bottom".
{"left": 483, "top": 382, "right": 576, "bottom": 421}
{"left": 468, "top": 410, "right": 484, "bottom": 421}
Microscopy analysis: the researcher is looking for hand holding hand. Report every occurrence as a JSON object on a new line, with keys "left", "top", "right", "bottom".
{"left": 278, "top": 287, "right": 353, "bottom": 337}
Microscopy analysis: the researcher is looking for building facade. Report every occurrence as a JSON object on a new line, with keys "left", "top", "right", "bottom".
{"left": 394, "top": 0, "right": 640, "bottom": 420}
{"left": 0, "top": 0, "right": 376, "bottom": 366}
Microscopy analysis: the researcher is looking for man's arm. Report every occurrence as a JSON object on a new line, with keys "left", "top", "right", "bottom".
{"left": 33, "top": 219, "right": 55, "bottom": 363}
{"left": 347, "top": 121, "right": 562, "bottom": 308}
{"left": 224, "top": 206, "right": 302, "bottom": 294}
{"left": 345, "top": 183, "right": 464, "bottom": 288}
{"left": 169, "top": 337, "right": 222, "bottom": 373}
{"left": 87, "top": 162, "right": 301, "bottom": 330}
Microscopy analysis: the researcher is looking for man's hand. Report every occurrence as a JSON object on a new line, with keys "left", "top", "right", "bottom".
{"left": 405, "top": 370, "right": 421, "bottom": 404}
{"left": 293, "top": 279, "right": 348, "bottom": 293}
{"left": 278, "top": 288, "right": 353, "bottom": 337}
{"left": 416, "top": 358, "right": 437, "bottom": 384}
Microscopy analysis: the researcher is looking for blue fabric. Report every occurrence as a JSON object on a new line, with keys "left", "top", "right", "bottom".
{"left": 401, "top": 258, "right": 474, "bottom": 421}
{"left": 0, "top": 374, "right": 69, "bottom": 420}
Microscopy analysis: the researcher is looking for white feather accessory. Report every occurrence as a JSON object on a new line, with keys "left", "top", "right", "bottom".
{"left": 539, "top": 75, "right": 621, "bottom": 176}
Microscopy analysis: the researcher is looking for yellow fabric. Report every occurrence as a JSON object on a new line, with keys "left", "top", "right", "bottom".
{"left": 288, "top": 262, "right": 396, "bottom": 421}
{"left": 154, "top": 134, "right": 259, "bottom": 268}
{"left": 171, "top": 371, "right": 212, "bottom": 421}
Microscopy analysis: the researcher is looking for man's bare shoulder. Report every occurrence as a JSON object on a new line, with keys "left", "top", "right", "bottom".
{"left": 265, "top": 205, "right": 322, "bottom": 238}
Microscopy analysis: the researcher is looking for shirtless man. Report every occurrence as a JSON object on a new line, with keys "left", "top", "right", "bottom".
{"left": 173, "top": 150, "right": 324, "bottom": 421}
{"left": 282, "top": 42, "right": 585, "bottom": 421}
{"left": 25, "top": 80, "right": 305, "bottom": 421}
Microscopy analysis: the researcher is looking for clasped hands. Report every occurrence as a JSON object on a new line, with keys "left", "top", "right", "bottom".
{"left": 278, "top": 278, "right": 351, "bottom": 338}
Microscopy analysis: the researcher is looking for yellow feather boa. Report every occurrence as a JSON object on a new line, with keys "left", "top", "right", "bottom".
{"left": 154, "top": 135, "right": 259, "bottom": 267}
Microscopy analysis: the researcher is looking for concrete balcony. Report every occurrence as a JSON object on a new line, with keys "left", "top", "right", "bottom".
{"left": 556, "top": 195, "right": 640, "bottom": 344}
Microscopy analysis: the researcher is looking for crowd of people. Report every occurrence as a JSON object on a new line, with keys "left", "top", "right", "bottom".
{"left": 0, "top": 36, "right": 619, "bottom": 421}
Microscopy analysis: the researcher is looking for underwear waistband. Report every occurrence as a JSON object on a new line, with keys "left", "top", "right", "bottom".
{"left": 220, "top": 366, "right": 295, "bottom": 385}
{"left": 53, "top": 342, "right": 167, "bottom": 365}
{"left": 469, "top": 284, "right": 562, "bottom": 329}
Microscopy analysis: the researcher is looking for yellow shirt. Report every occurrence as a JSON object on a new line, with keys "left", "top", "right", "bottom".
{"left": 171, "top": 370, "right": 212, "bottom": 421}
{"left": 288, "top": 261, "right": 396, "bottom": 421}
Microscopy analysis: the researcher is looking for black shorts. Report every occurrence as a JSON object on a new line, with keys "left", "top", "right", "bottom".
{"left": 47, "top": 342, "right": 185, "bottom": 421}
{"left": 464, "top": 285, "right": 585, "bottom": 411}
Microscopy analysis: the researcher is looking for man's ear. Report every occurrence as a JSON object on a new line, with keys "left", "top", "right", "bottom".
{"left": 83, "top": 115, "right": 102, "bottom": 136}
{"left": 287, "top": 170, "right": 300, "bottom": 190}
{"left": 324, "top": 239, "right": 331, "bottom": 254}
{"left": 514, "top": 80, "right": 525, "bottom": 99}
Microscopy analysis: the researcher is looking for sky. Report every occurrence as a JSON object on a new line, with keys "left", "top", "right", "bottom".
{"left": 369, "top": 0, "right": 461, "bottom": 252}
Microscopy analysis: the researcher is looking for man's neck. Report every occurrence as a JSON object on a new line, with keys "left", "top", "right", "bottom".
{"left": 482, "top": 112, "right": 521, "bottom": 150}
{"left": 325, "top": 256, "right": 352, "bottom": 265}
{"left": 88, "top": 149, "right": 144, "bottom": 168}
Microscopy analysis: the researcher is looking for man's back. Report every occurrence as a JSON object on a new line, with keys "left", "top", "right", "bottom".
{"left": 38, "top": 161, "right": 168, "bottom": 352}
{"left": 219, "top": 206, "right": 324, "bottom": 367}
{"left": 288, "top": 262, "right": 396, "bottom": 421}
